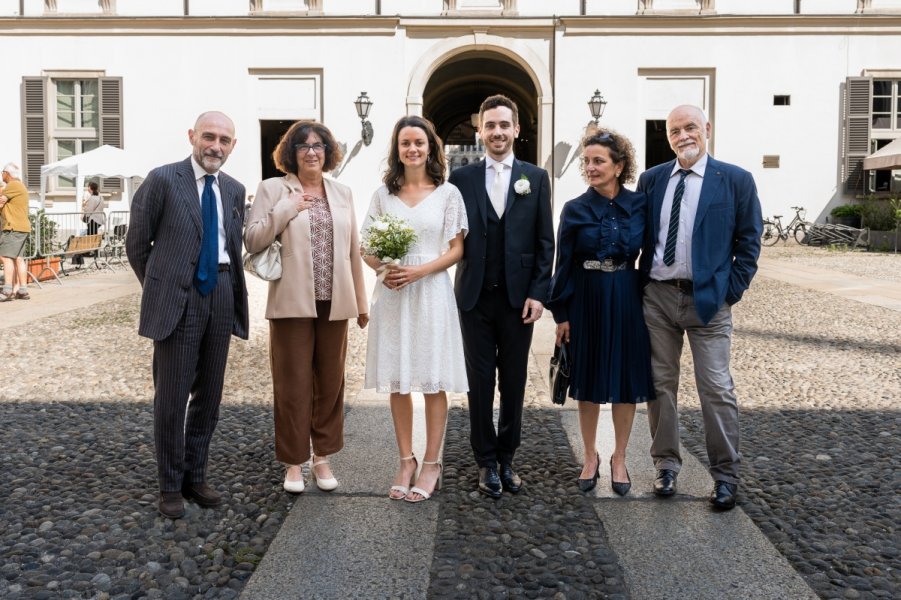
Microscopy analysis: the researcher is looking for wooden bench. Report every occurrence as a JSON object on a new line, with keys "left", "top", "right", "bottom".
{"left": 34, "top": 233, "right": 109, "bottom": 283}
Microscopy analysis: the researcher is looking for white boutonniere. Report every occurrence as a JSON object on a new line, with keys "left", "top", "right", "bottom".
{"left": 514, "top": 174, "right": 531, "bottom": 196}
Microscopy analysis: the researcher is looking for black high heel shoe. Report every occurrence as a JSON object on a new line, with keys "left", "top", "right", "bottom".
{"left": 610, "top": 456, "right": 632, "bottom": 496}
{"left": 578, "top": 452, "right": 600, "bottom": 492}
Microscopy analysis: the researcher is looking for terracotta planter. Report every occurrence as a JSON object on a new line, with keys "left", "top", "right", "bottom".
{"left": 27, "top": 257, "right": 61, "bottom": 282}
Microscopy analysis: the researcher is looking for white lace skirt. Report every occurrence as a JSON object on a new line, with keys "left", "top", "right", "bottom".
{"left": 363, "top": 254, "right": 469, "bottom": 394}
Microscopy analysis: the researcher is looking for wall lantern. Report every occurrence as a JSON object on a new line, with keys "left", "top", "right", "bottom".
{"left": 354, "top": 91, "right": 374, "bottom": 146}
{"left": 587, "top": 89, "right": 607, "bottom": 124}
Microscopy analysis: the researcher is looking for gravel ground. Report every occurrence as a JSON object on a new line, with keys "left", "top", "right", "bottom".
{"left": 679, "top": 247, "right": 901, "bottom": 599}
{"left": 0, "top": 246, "right": 898, "bottom": 599}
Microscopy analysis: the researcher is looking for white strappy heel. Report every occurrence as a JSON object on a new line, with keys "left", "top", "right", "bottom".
{"left": 390, "top": 455, "right": 417, "bottom": 500}
{"left": 405, "top": 459, "right": 442, "bottom": 503}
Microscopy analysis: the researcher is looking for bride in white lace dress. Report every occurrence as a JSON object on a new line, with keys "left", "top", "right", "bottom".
{"left": 362, "top": 116, "right": 468, "bottom": 503}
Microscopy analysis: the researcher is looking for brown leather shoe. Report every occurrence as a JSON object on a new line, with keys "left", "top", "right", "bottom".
{"left": 159, "top": 492, "right": 185, "bottom": 519}
{"left": 182, "top": 482, "right": 222, "bottom": 507}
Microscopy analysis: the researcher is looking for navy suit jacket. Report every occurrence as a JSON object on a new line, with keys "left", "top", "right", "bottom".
{"left": 449, "top": 158, "right": 555, "bottom": 312}
{"left": 126, "top": 156, "right": 249, "bottom": 341}
{"left": 638, "top": 156, "right": 762, "bottom": 325}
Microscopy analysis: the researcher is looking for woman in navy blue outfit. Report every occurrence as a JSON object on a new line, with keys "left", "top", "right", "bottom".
{"left": 547, "top": 129, "right": 654, "bottom": 495}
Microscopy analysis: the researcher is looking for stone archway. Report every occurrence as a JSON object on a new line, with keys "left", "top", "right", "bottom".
{"left": 423, "top": 51, "right": 539, "bottom": 166}
{"left": 406, "top": 35, "right": 553, "bottom": 170}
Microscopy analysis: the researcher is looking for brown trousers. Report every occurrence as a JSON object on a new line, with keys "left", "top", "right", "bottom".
{"left": 269, "top": 301, "right": 349, "bottom": 465}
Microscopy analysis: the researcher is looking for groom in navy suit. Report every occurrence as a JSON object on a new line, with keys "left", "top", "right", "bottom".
{"left": 638, "top": 104, "right": 762, "bottom": 510}
{"left": 450, "top": 95, "right": 554, "bottom": 498}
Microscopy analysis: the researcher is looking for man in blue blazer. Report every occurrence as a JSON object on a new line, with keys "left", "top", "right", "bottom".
{"left": 127, "top": 111, "right": 249, "bottom": 518}
{"left": 450, "top": 95, "right": 555, "bottom": 498}
{"left": 638, "top": 105, "right": 762, "bottom": 510}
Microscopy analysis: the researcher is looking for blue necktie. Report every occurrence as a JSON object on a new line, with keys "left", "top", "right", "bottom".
{"left": 194, "top": 174, "right": 218, "bottom": 296}
{"left": 662, "top": 169, "right": 691, "bottom": 267}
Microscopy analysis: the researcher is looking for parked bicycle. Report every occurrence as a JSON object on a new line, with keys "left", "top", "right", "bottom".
{"left": 761, "top": 206, "right": 810, "bottom": 246}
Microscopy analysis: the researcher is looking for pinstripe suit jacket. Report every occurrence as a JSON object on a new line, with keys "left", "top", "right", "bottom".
{"left": 126, "top": 156, "right": 249, "bottom": 341}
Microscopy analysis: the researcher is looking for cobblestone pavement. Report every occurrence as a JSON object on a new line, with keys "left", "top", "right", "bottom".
{"left": 0, "top": 245, "right": 898, "bottom": 599}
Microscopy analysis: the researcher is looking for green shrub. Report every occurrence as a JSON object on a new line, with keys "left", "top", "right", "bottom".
{"left": 830, "top": 204, "right": 862, "bottom": 218}
{"left": 24, "top": 209, "right": 59, "bottom": 258}
{"left": 860, "top": 196, "right": 898, "bottom": 231}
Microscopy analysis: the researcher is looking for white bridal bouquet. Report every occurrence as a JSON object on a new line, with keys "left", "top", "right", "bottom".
{"left": 362, "top": 213, "right": 418, "bottom": 263}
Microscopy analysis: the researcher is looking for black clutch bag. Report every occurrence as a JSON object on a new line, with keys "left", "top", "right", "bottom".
{"left": 548, "top": 342, "right": 571, "bottom": 406}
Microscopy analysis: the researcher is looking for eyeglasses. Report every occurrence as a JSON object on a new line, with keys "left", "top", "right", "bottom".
{"left": 295, "top": 143, "right": 327, "bottom": 154}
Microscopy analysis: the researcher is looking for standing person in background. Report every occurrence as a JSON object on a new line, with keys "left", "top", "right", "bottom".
{"left": 362, "top": 115, "right": 468, "bottom": 504}
{"left": 449, "top": 95, "right": 555, "bottom": 499}
{"left": 126, "top": 111, "right": 249, "bottom": 519}
{"left": 0, "top": 163, "right": 32, "bottom": 301}
{"left": 547, "top": 129, "right": 654, "bottom": 495}
{"left": 244, "top": 120, "right": 369, "bottom": 495}
{"left": 82, "top": 181, "right": 106, "bottom": 235}
{"left": 638, "top": 104, "right": 762, "bottom": 511}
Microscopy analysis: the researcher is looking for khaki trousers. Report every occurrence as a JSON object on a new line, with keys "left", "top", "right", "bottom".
{"left": 269, "top": 301, "right": 349, "bottom": 465}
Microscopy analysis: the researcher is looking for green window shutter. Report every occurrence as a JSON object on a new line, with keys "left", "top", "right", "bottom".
{"left": 21, "top": 77, "right": 46, "bottom": 190}
{"left": 843, "top": 76, "right": 871, "bottom": 194}
{"left": 99, "top": 76, "right": 123, "bottom": 192}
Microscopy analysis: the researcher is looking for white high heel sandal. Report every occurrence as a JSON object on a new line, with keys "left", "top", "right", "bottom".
{"left": 389, "top": 455, "right": 417, "bottom": 500}
{"left": 405, "top": 459, "right": 442, "bottom": 503}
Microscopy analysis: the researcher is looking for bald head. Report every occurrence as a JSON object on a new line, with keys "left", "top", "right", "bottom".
{"left": 189, "top": 111, "right": 237, "bottom": 174}
{"left": 666, "top": 104, "right": 711, "bottom": 168}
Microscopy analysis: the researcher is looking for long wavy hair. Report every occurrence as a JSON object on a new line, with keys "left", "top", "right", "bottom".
{"left": 383, "top": 116, "right": 446, "bottom": 195}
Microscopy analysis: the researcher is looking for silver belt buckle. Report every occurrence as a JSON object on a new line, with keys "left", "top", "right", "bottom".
{"left": 600, "top": 258, "right": 617, "bottom": 272}
{"left": 582, "top": 260, "right": 601, "bottom": 270}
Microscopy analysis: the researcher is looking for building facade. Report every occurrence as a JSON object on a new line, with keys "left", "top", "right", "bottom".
{"left": 2, "top": 0, "right": 901, "bottom": 223}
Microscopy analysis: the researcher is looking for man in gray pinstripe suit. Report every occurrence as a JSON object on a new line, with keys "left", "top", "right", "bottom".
{"left": 126, "top": 111, "right": 249, "bottom": 519}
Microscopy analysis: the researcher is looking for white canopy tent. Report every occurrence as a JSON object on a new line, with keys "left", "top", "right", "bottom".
{"left": 39, "top": 145, "right": 156, "bottom": 208}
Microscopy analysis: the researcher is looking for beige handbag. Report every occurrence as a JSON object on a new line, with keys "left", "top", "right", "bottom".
{"left": 242, "top": 238, "right": 282, "bottom": 281}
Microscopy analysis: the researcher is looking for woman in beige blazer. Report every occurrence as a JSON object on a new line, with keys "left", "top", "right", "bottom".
{"left": 244, "top": 120, "right": 368, "bottom": 494}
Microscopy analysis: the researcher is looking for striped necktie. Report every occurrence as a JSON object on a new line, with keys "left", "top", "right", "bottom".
{"left": 662, "top": 169, "right": 691, "bottom": 266}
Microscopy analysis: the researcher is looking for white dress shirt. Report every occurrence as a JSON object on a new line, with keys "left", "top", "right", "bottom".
{"left": 191, "top": 157, "right": 229, "bottom": 264}
{"left": 649, "top": 153, "right": 708, "bottom": 281}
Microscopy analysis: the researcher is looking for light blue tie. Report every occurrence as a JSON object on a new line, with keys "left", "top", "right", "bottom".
{"left": 194, "top": 174, "right": 218, "bottom": 296}
{"left": 663, "top": 169, "right": 690, "bottom": 267}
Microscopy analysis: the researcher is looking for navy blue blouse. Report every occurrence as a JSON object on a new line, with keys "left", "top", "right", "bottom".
{"left": 547, "top": 186, "right": 649, "bottom": 323}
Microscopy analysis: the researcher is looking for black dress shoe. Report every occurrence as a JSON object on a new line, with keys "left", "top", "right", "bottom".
{"left": 499, "top": 464, "right": 522, "bottom": 494}
{"left": 578, "top": 452, "right": 600, "bottom": 492}
{"left": 710, "top": 481, "right": 738, "bottom": 510}
{"left": 478, "top": 466, "right": 502, "bottom": 499}
{"left": 653, "top": 469, "right": 677, "bottom": 497}
{"left": 182, "top": 482, "right": 223, "bottom": 507}
{"left": 610, "top": 457, "right": 631, "bottom": 497}
{"left": 159, "top": 492, "right": 185, "bottom": 519}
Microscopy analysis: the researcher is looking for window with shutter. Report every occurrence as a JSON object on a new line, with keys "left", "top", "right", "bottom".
{"left": 21, "top": 77, "right": 47, "bottom": 190}
{"left": 842, "top": 77, "right": 871, "bottom": 194}
{"left": 99, "top": 77, "right": 123, "bottom": 192}
{"left": 23, "top": 72, "right": 124, "bottom": 197}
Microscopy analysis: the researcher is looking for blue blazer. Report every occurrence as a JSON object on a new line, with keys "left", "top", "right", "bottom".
{"left": 126, "top": 157, "right": 249, "bottom": 341}
{"left": 449, "top": 158, "right": 555, "bottom": 312}
{"left": 638, "top": 156, "right": 762, "bottom": 325}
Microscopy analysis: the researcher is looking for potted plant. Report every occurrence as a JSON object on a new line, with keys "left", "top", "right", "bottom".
{"left": 25, "top": 209, "right": 62, "bottom": 282}
{"left": 829, "top": 204, "right": 862, "bottom": 228}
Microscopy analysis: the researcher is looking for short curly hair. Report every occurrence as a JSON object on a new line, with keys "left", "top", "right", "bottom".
{"left": 580, "top": 128, "right": 636, "bottom": 186}
{"left": 272, "top": 120, "right": 344, "bottom": 175}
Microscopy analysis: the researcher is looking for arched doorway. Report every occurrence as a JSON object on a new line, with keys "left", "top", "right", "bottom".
{"left": 422, "top": 51, "right": 539, "bottom": 169}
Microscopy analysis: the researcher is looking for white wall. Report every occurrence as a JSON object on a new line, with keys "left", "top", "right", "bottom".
{"left": 117, "top": 0, "right": 184, "bottom": 16}
{"left": 800, "top": 0, "right": 857, "bottom": 14}
{"left": 190, "top": 0, "right": 248, "bottom": 17}
{"left": 54, "top": 0, "right": 103, "bottom": 13}
{"left": 0, "top": 0, "right": 18, "bottom": 16}
{"left": 322, "top": 0, "right": 376, "bottom": 15}
{"left": 870, "top": 0, "right": 901, "bottom": 10}
{"left": 518, "top": 0, "right": 580, "bottom": 15}
{"left": 381, "top": 0, "right": 443, "bottom": 15}
{"left": 717, "top": 0, "right": 794, "bottom": 14}
{"left": 585, "top": 0, "right": 640, "bottom": 16}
